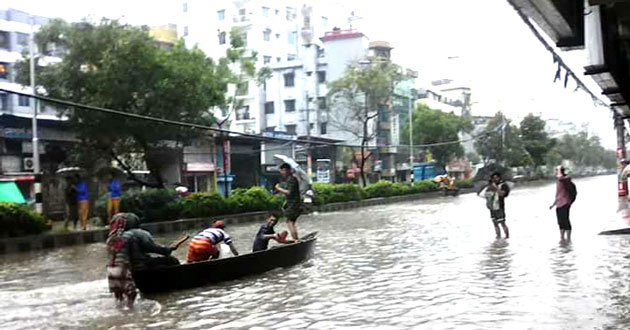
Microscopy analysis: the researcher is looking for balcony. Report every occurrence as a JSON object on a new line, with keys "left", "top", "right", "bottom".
{"left": 320, "top": 29, "right": 364, "bottom": 42}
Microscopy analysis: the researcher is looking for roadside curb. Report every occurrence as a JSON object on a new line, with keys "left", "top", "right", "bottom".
{"left": 0, "top": 188, "right": 476, "bottom": 255}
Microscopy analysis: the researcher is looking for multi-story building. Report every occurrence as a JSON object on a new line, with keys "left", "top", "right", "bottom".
{"left": 179, "top": 0, "right": 341, "bottom": 135}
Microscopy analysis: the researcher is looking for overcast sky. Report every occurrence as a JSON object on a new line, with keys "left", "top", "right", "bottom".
{"left": 2, "top": 0, "right": 617, "bottom": 147}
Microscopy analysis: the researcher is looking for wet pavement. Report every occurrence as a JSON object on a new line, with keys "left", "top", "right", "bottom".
{"left": 1, "top": 175, "right": 629, "bottom": 330}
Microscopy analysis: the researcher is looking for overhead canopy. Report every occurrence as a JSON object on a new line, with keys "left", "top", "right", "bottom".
{"left": 509, "top": 0, "right": 585, "bottom": 49}
{"left": 0, "top": 181, "right": 26, "bottom": 203}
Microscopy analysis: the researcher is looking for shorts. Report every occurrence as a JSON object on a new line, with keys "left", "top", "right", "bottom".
{"left": 283, "top": 202, "right": 302, "bottom": 222}
{"left": 490, "top": 209, "right": 506, "bottom": 224}
{"left": 186, "top": 238, "right": 219, "bottom": 263}
{"left": 556, "top": 204, "right": 572, "bottom": 230}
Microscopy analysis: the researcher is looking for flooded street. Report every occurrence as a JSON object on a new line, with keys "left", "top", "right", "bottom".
{"left": 2, "top": 175, "right": 630, "bottom": 329}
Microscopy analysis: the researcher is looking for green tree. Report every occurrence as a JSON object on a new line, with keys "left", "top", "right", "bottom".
{"left": 475, "top": 112, "right": 530, "bottom": 167}
{"left": 547, "top": 132, "right": 616, "bottom": 171}
{"left": 400, "top": 103, "right": 472, "bottom": 168}
{"left": 519, "top": 113, "right": 555, "bottom": 168}
{"left": 16, "top": 19, "right": 231, "bottom": 187}
{"left": 328, "top": 57, "right": 402, "bottom": 186}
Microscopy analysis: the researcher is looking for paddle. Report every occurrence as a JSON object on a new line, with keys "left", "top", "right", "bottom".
{"left": 169, "top": 234, "right": 190, "bottom": 250}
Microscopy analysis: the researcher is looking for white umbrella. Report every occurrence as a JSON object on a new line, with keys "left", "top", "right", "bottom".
{"left": 55, "top": 167, "right": 86, "bottom": 176}
{"left": 273, "top": 154, "right": 311, "bottom": 194}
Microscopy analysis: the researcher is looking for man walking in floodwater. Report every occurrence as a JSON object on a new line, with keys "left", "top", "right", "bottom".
{"left": 478, "top": 172, "right": 510, "bottom": 239}
{"left": 550, "top": 165, "right": 576, "bottom": 242}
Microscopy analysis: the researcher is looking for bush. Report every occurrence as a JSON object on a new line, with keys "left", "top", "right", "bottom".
{"left": 364, "top": 180, "right": 395, "bottom": 198}
{"left": 179, "top": 187, "right": 282, "bottom": 218}
{"left": 414, "top": 179, "right": 439, "bottom": 192}
{"left": 119, "top": 189, "right": 180, "bottom": 223}
{"left": 313, "top": 183, "right": 364, "bottom": 205}
{"left": 0, "top": 203, "right": 51, "bottom": 237}
{"left": 455, "top": 178, "right": 475, "bottom": 189}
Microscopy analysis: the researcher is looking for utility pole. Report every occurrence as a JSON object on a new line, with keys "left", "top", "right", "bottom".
{"left": 305, "top": 91, "right": 312, "bottom": 181}
{"left": 29, "top": 16, "right": 42, "bottom": 214}
{"left": 408, "top": 90, "right": 413, "bottom": 182}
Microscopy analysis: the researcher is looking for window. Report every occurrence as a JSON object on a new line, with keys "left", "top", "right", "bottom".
{"left": 264, "top": 101, "right": 274, "bottom": 114}
{"left": 275, "top": 33, "right": 280, "bottom": 39}
{"left": 265, "top": 126, "right": 275, "bottom": 132}
{"left": 320, "top": 122, "right": 327, "bottom": 134}
{"left": 0, "top": 93, "right": 8, "bottom": 110}
{"left": 317, "top": 71, "right": 326, "bottom": 83}
{"left": 18, "top": 95, "right": 30, "bottom": 107}
{"left": 262, "top": 7, "right": 269, "bottom": 16}
{"left": 318, "top": 97, "right": 327, "bottom": 110}
{"left": 17, "top": 33, "right": 28, "bottom": 47}
{"left": 239, "top": 8, "right": 246, "bottom": 15}
{"left": 237, "top": 82, "right": 248, "bottom": 96}
{"left": 218, "top": 31, "right": 226, "bottom": 44}
{"left": 322, "top": 16, "right": 328, "bottom": 27}
{"left": 275, "top": 9, "right": 280, "bottom": 15}
{"left": 218, "top": 10, "right": 225, "bottom": 20}
{"left": 236, "top": 105, "right": 250, "bottom": 120}
{"left": 0, "top": 63, "right": 8, "bottom": 79}
{"left": 263, "top": 56, "right": 271, "bottom": 64}
{"left": 309, "top": 123, "right": 314, "bottom": 130}
{"left": 288, "top": 31, "right": 296, "bottom": 44}
{"left": 284, "top": 73, "right": 295, "bottom": 87}
{"left": 276, "top": 57, "right": 281, "bottom": 63}
{"left": 0, "top": 32, "right": 8, "bottom": 50}
{"left": 286, "top": 124, "right": 296, "bottom": 134}
{"left": 306, "top": 71, "right": 312, "bottom": 76}
{"left": 263, "top": 29, "right": 271, "bottom": 41}
{"left": 183, "top": 2, "right": 188, "bottom": 12}
{"left": 284, "top": 100, "right": 296, "bottom": 112}
{"left": 287, "top": 54, "right": 296, "bottom": 61}
{"left": 286, "top": 7, "right": 296, "bottom": 20}
{"left": 317, "top": 47, "right": 325, "bottom": 58}
{"left": 183, "top": 26, "right": 189, "bottom": 36}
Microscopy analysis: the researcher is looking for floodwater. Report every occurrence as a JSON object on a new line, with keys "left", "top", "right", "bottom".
{"left": 2, "top": 175, "right": 630, "bottom": 330}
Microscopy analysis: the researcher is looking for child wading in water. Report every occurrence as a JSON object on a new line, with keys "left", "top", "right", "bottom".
{"left": 478, "top": 172, "right": 511, "bottom": 239}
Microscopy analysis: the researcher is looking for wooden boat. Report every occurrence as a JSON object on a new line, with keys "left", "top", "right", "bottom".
{"left": 133, "top": 232, "right": 318, "bottom": 293}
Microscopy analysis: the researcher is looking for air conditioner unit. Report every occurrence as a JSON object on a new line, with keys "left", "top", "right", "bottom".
{"left": 23, "top": 157, "right": 34, "bottom": 171}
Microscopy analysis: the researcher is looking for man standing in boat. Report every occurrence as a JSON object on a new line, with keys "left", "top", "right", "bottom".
{"left": 187, "top": 220, "right": 239, "bottom": 263}
{"left": 275, "top": 163, "right": 302, "bottom": 241}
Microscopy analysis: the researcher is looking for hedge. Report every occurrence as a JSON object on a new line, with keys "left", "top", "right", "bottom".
{"left": 0, "top": 203, "right": 51, "bottom": 238}
{"left": 91, "top": 180, "right": 442, "bottom": 223}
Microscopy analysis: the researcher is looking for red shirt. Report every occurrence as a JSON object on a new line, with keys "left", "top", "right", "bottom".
{"left": 554, "top": 176, "right": 572, "bottom": 208}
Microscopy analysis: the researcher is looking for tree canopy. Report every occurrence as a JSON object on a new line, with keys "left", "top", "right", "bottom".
{"left": 400, "top": 103, "right": 472, "bottom": 167}
{"left": 475, "top": 112, "right": 531, "bottom": 167}
{"left": 519, "top": 113, "right": 555, "bottom": 168}
{"left": 17, "top": 19, "right": 231, "bottom": 186}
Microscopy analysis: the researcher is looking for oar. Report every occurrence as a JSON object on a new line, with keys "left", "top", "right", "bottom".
{"left": 170, "top": 234, "right": 190, "bottom": 250}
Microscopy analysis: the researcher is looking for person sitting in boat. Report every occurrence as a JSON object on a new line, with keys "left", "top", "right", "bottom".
{"left": 186, "top": 220, "right": 239, "bottom": 263}
{"left": 106, "top": 212, "right": 179, "bottom": 307}
{"left": 252, "top": 212, "right": 289, "bottom": 252}
{"left": 122, "top": 213, "right": 180, "bottom": 270}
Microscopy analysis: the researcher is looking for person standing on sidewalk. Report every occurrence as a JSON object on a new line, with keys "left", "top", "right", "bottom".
{"left": 75, "top": 174, "right": 90, "bottom": 230}
{"left": 107, "top": 171, "right": 122, "bottom": 224}
{"left": 549, "top": 165, "right": 576, "bottom": 243}
{"left": 478, "top": 172, "right": 510, "bottom": 239}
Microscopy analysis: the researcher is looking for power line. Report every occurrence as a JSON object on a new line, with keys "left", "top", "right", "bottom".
{"left": 0, "top": 88, "right": 492, "bottom": 149}
{"left": 506, "top": 0, "right": 614, "bottom": 113}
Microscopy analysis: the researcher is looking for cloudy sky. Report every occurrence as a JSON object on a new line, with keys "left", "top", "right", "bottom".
{"left": 3, "top": 0, "right": 617, "bottom": 147}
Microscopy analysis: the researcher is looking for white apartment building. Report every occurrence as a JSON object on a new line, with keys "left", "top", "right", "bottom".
{"left": 0, "top": 8, "right": 58, "bottom": 120}
{"left": 179, "top": 0, "right": 343, "bottom": 134}
{"left": 264, "top": 28, "right": 370, "bottom": 141}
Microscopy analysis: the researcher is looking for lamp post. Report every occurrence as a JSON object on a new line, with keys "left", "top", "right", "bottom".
{"left": 408, "top": 89, "right": 413, "bottom": 182}
{"left": 29, "top": 16, "right": 42, "bottom": 214}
